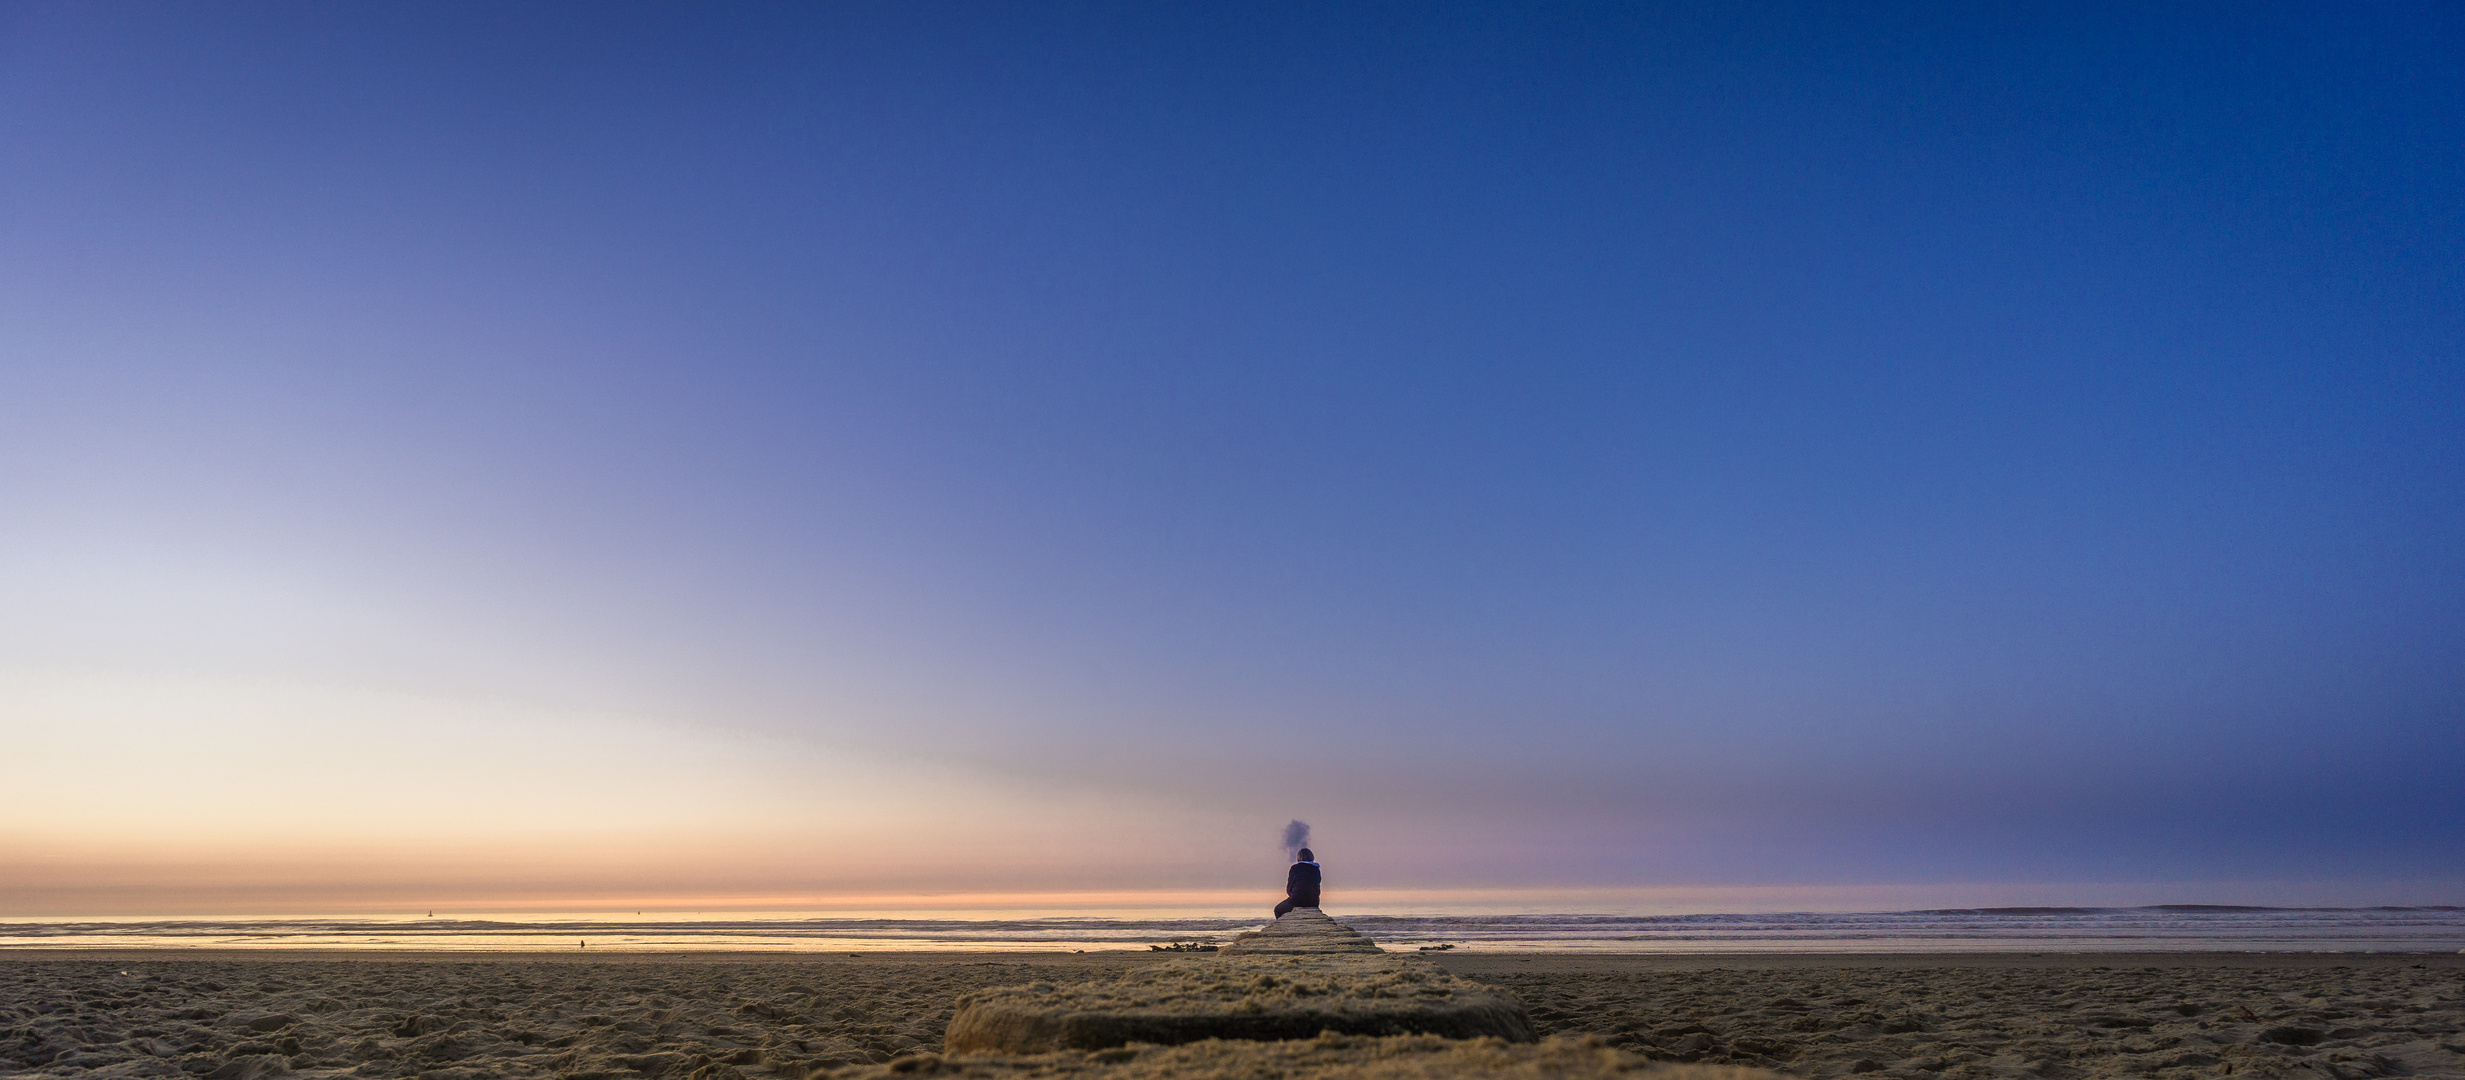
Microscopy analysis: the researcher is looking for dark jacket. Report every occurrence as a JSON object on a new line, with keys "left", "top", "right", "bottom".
{"left": 1284, "top": 861, "right": 1322, "bottom": 907}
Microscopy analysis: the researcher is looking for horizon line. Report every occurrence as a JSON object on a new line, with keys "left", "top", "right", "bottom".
{"left": 8, "top": 880, "right": 2461, "bottom": 920}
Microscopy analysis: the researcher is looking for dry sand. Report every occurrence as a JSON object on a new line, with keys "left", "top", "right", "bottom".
{"left": 4, "top": 950, "right": 2461, "bottom": 1079}
{"left": 1435, "top": 953, "right": 2465, "bottom": 1079}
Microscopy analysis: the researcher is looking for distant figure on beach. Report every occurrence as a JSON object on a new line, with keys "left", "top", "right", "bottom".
{"left": 1274, "top": 848, "right": 1321, "bottom": 918}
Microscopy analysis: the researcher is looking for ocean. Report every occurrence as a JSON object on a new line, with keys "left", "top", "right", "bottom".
{"left": 5, "top": 906, "right": 2461, "bottom": 953}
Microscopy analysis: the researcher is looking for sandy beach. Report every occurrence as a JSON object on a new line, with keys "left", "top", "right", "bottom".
{"left": 5, "top": 950, "right": 2460, "bottom": 1079}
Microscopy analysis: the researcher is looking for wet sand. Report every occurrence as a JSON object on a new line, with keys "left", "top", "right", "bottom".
{"left": 4, "top": 950, "right": 2460, "bottom": 1079}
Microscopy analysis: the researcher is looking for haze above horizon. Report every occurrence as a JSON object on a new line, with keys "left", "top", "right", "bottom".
{"left": 3, "top": 2, "right": 2459, "bottom": 917}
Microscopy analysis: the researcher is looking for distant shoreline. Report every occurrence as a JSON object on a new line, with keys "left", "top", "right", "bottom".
{"left": 7, "top": 907, "right": 2459, "bottom": 952}
{"left": 6, "top": 947, "right": 2462, "bottom": 967}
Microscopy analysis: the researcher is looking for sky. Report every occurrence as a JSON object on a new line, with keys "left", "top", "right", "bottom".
{"left": 3, "top": 2, "right": 2460, "bottom": 916}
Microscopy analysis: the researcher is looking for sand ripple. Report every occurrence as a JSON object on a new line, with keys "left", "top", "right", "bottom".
{"left": 1, "top": 956, "right": 1110, "bottom": 1080}
{"left": 1465, "top": 956, "right": 2465, "bottom": 1079}
{"left": 6, "top": 954, "right": 2461, "bottom": 1079}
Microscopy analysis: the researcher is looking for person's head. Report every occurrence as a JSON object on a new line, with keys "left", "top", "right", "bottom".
{"left": 1296, "top": 848, "right": 1313, "bottom": 862}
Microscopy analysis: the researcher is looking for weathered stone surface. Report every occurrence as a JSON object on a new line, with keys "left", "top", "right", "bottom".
{"left": 944, "top": 956, "right": 1532, "bottom": 1054}
{"left": 844, "top": 1032, "right": 1778, "bottom": 1080}
{"left": 1217, "top": 908, "right": 1382, "bottom": 956}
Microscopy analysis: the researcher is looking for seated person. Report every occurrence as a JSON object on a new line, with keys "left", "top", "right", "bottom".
{"left": 1274, "top": 848, "right": 1321, "bottom": 918}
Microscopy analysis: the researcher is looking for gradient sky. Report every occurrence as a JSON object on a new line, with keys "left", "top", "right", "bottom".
{"left": 4, "top": 2, "right": 2461, "bottom": 915}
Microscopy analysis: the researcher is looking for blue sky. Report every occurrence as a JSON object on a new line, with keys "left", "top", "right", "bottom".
{"left": 2, "top": 2, "right": 2459, "bottom": 913}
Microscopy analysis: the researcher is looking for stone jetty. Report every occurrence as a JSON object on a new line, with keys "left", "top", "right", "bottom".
{"left": 937, "top": 907, "right": 1769, "bottom": 1077}
{"left": 859, "top": 1031, "right": 1780, "bottom": 1079}
{"left": 1216, "top": 907, "right": 1383, "bottom": 955}
{"left": 945, "top": 953, "right": 1533, "bottom": 1053}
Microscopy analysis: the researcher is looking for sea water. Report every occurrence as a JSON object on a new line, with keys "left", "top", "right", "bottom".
{"left": 4, "top": 906, "right": 2461, "bottom": 953}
